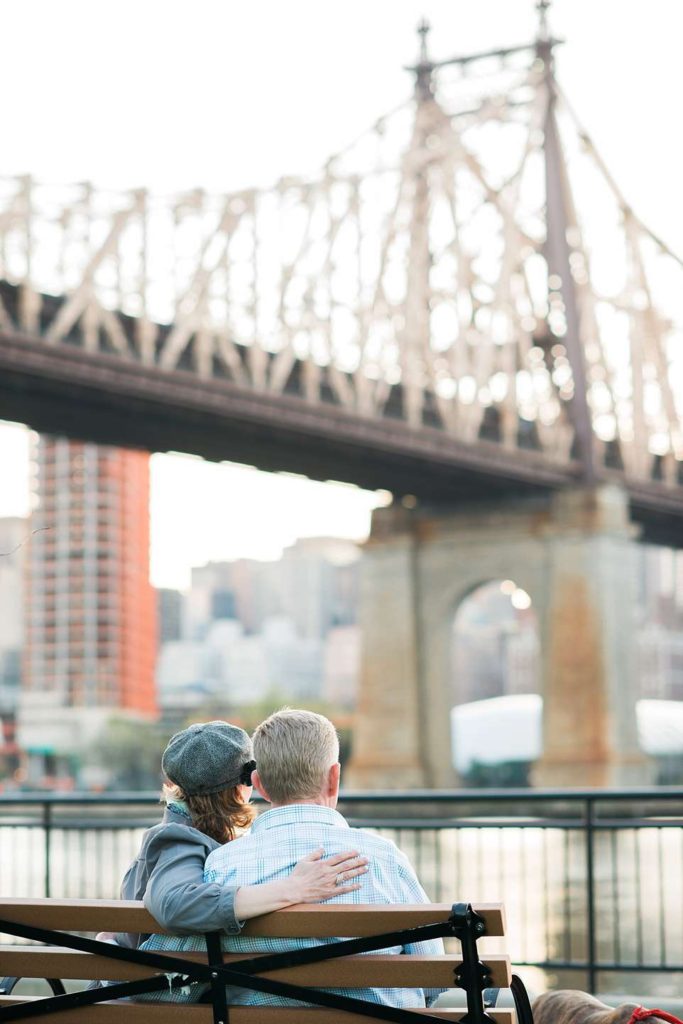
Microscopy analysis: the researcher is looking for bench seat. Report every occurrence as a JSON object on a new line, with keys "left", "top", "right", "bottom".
{"left": 0, "top": 898, "right": 519, "bottom": 1023}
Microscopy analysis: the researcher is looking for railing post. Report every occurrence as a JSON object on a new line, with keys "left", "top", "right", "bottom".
{"left": 43, "top": 800, "right": 52, "bottom": 898}
{"left": 585, "top": 796, "right": 597, "bottom": 993}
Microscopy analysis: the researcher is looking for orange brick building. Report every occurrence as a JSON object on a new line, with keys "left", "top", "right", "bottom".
{"left": 20, "top": 437, "right": 157, "bottom": 783}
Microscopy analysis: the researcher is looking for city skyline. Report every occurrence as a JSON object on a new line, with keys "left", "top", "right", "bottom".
{"left": 3, "top": 493, "right": 683, "bottom": 788}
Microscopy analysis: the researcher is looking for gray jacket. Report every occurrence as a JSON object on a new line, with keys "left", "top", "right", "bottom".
{"left": 117, "top": 806, "right": 241, "bottom": 948}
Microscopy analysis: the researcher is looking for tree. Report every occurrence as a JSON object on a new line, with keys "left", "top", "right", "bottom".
{"left": 85, "top": 716, "right": 167, "bottom": 791}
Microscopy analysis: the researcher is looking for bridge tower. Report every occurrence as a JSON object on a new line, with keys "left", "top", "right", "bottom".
{"left": 347, "top": 8, "right": 654, "bottom": 789}
{"left": 349, "top": 485, "right": 650, "bottom": 788}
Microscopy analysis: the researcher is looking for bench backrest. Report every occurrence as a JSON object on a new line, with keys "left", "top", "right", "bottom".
{"left": 0, "top": 899, "right": 517, "bottom": 1023}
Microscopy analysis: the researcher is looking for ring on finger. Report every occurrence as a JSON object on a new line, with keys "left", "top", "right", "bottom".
{"left": 335, "top": 872, "right": 344, "bottom": 885}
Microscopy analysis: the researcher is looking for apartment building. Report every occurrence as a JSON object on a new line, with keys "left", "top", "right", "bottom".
{"left": 18, "top": 437, "right": 156, "bottom": 784}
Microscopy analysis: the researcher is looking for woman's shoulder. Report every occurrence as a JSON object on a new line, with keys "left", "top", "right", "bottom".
{"left": 145, "top": 819, "right": 220, "bottom": 856}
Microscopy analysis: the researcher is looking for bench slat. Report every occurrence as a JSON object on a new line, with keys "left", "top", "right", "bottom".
{"left": 0, "top": 998, "right": 517, "bottom": 1023}
{"left": 0, "top": 948, "right": 512, "bottom": 987}
{"left": 0, "top": 900, "right": 154, "bottom": 935}
{"left": 242, "top": 905, "right": 506, "bottom": 939}
{"left": 0, "top": 901, "right": 505, "bottom": 938}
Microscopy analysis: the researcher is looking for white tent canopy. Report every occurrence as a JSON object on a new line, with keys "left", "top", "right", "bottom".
{"left": 451, "top": 695, "right": 683, "bottom": 774}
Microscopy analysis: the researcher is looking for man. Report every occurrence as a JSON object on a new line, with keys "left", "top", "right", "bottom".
{"left": 202, "top": 708, "right": 444, "bottom": 1010}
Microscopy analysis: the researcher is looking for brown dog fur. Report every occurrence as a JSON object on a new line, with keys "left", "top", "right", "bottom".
{"left": 533, "top": 991, "right": 669, "bottom": 1024}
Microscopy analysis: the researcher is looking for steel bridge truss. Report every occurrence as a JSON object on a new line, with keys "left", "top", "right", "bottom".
{"left": 0, "top": 32, "right": 681, "bottom": 489}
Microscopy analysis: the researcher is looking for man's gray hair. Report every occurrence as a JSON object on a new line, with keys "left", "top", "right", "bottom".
{"left": 252, "top": 709, "right": 340, "bottom": 804}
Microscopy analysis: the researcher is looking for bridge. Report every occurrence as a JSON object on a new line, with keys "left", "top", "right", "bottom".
{"left": 1, "top": 9, "right": 682, "bottom": 787}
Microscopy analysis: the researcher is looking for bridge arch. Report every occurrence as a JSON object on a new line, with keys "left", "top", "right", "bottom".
{"left": 449, "top": 579, "right": 541, "bottom": 785}
{"left": 450, "top": 578, "right": 540, "bottom": 706}
{"left": 415, "top": 532, "right": 549, "bottom": 787}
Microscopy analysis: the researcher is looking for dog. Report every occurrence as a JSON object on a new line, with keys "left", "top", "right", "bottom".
{"left": 533, "top": 991, "right": 677, "bottom": 1024}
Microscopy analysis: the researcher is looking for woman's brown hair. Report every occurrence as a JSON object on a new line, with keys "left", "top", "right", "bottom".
{"left": 163, "top": 783, "right": 256, "bottom": 844}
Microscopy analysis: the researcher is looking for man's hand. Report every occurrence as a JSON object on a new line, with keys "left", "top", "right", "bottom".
{"left": 288, "top": 848, "right": 369, "bottom": 902}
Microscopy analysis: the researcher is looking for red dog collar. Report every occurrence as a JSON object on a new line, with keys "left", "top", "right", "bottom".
{"left": 628, "top": 1007, "right": 683, "bottom": 1024}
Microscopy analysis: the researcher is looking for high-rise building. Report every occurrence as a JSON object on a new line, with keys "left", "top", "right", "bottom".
{"left": 0, "top": 516, "right": 25, "bottom": 780}
{"left": 18, "top": 437, "right": 157, "bottom": 783}
{"left": 0, "top": 516, "right": 25, "bottom": 709}
{"left": 322, "top": 625, "right": 360, "bottom": 707}
{"left": 184, "top": 540, "right": 359, "bottom": 644}
{"left": 157, "top": 588, "right": 184, "bottom": 646}
{"left": 279, "top": 538, "right": 359, "bottom": 640}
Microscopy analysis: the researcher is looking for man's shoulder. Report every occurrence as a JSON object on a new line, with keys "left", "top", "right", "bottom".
{"left": 345, "top": 825, "right": 410, "bottom": 863}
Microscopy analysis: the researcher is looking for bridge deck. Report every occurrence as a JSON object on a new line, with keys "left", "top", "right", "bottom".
{"left": 2, "top": 326, "right": 682, "bottom": 546}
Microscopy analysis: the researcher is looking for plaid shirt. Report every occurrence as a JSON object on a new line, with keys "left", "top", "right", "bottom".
{"left": 142, "top": 803, "right": 444, "bottom": 1007}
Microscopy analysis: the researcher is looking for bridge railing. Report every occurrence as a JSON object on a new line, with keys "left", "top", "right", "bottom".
{"left": 0, "top": 787, "right": 682, "bottom": 994}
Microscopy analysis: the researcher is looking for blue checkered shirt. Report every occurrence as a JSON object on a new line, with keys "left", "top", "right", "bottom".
{"left": 141, "top": 803, "right": 444, "bottom": 1007}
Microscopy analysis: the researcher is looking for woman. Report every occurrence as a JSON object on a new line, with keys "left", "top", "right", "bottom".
{"left": 115, "top": 720, "right": 367, "bottom": 949}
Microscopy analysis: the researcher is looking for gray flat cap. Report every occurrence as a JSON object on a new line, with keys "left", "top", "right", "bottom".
{"left": 162, "top": 720, "right": 254, "bottom": 796}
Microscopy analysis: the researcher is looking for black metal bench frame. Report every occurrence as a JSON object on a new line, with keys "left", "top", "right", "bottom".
{"left": 0, "top": 902, "right": 533, "bottom": 1024}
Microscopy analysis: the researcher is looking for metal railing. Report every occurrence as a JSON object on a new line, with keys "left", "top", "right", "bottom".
{"left": 1, "top": 787, "right": 682, "bottom": 993}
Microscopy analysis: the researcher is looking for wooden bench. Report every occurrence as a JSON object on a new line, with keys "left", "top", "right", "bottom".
{"left": 0, "top": 898, "right": 531, "bottom": 1024}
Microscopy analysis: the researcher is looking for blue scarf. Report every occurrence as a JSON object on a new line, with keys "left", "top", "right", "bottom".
{"left": 167, "top": 799, "right": 191, "bottom": 820}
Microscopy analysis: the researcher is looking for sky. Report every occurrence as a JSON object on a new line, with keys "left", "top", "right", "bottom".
{"left": 1, "top": 0, "right": 682, "bottom": 587}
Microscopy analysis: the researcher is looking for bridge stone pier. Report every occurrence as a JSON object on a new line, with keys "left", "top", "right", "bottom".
{"left": 347, "top": 485, "right": 654, "bottom": 790}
